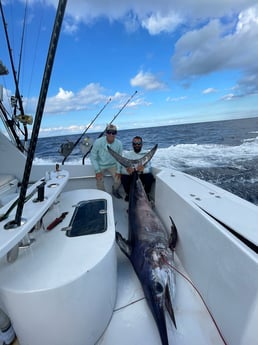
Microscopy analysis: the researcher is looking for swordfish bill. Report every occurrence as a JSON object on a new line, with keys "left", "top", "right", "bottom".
{"left": 108, "top": 145, "right": 177, "bottom": 345}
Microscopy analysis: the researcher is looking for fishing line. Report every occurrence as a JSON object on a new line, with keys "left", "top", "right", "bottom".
{"left": 61, "top": 97, "right": 112, "bottom": 164}
{"left": 0, "top": 0, "right": 28, "bottom": 146}
{"left": 113, "top": 297, "right": 145, "bottom": 312}
{"left": 163, "top": 258, "right": 228, "bottom": 345}
{"left": 26, "top": 5, "right": 48, "bottom": 114}
{"left": 82, "top": 90, "right": 138, "bottom": 164}
{"left": 17, "top": 0, "right": 28, "bottom": 92}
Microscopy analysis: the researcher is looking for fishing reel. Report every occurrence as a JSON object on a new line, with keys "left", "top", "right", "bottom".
{"left": 59, "top": 141, "right": 74, "bottom": 157}
{"left": 10, "top": 96, "right": 33, "bottom": 125}
{"left": 0, "top": 60, "right": 8, "bottom": 75}
{"left": 80, "top": 137, "right": 93, "bottom": 155}
{"left": 16, "top": 114, "right": 33, "bottom": 125}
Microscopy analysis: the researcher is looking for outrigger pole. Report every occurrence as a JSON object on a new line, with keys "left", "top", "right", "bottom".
{"left": 61, "top": 97, "right": 112, "bottom": 165}
{"left": 13, "top": 0, "right": 67, "bottom": 227}
{"left": 82, "top": 90, "right": 138, "bottom": 164}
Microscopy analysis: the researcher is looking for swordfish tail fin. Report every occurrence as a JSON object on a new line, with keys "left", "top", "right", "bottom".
{"left": 107, "top": 144, "right": 158, "bottom": 169}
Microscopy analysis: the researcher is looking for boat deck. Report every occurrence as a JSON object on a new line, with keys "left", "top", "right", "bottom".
{"left": 0, "top": 187, "right": 226, "bottom": 345}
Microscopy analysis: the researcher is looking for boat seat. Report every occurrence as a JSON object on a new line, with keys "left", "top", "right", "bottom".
{"left": 0, "top": 174, "right": 19, "bottom": 207}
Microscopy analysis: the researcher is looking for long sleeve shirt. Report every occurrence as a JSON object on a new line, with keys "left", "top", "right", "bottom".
{"left": 121, "top": 149, "right": 152, "bottom": 175}
{"left": 90, "top": 136, "right": 123, "bottom": 173}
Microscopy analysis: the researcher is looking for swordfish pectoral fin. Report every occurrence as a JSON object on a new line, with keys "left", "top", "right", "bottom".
{"left": 116, "top": 231, "right": 132, "bottom": 258}
{"left": 165, "top": 283, "right": 177, "bottom": 329}
{"left": 107, "top": 144, "right": 158, "bottom": 169}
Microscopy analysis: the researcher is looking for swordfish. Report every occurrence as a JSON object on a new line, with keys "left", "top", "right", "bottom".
{"left": 108, "top": 145, "right": 178, "bottom": 345}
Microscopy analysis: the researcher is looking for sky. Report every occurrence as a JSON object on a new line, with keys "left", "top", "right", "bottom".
{"left": 0, "top": 0, "right": 258, "bottom": 138}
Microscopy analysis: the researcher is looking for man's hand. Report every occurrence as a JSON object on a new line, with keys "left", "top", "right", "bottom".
{"left": 126, "top": 167, "right": 134, "bottom": 175}
{"left": 96, "top": 172, "right": 103, "bottom": 180}
{"left": 137, "top": 165, "right": 144, "bottom": 172}
{"left": 126, "top": 165, "right": 144, "bottom": 175}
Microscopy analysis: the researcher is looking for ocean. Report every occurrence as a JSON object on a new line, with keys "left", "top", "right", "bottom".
{"left": 34, "top": 117, "right": 258, "bottom": 206}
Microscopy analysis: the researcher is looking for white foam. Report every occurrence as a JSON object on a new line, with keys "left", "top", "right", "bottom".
{"left": 152, "top": 137, "right": 258, "bottom": 170}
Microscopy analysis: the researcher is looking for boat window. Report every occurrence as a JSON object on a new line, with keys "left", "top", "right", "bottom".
{"left": 66, "top": 199, "right": 107, "bottom": 237}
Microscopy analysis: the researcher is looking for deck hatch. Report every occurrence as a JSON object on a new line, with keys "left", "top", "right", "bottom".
{"left": 66, "top": 199, "right": 107, "bottom": 237}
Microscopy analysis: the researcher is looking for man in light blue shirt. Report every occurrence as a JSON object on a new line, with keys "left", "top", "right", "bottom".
{"left": 121, "top": 136, "right": 154, "bottom": 201}
{"left": 90, "top": 124, "right": 123, "bottom": 198}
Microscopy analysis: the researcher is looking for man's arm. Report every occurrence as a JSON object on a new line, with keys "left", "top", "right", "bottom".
{"left": 90, "top": 141, "right": 101, "bottom": 173}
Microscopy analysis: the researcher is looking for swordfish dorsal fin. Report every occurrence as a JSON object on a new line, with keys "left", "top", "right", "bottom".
{"left": 107, "top": 144, "right": 158, "bottom": 169}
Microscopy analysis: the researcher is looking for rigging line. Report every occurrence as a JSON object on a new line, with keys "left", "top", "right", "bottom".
{"left": 17, "top": 0, "right": 28, "bottom": 89}
{"left": 110, "top": 90, "right": 137, "bottom": 125}
{"left": 62, "top": 97, "right": 112, "bottom": 165}
{"left": 13, "top": 0, "right": 29, "bottom": 141}
{"left": 16, "top": 0, "right": 29, "bottom": 141}
{"left": 74, "top": 98, "right": 112, "bottom": 147}
{"left": 0, "top": 1, "right": 25, "bottom": 118}
{"left": 0, "top": 0, "right": 28, "bottom": 144}
{"left": 26, "top": 2, "right": 45, "bottom": 108}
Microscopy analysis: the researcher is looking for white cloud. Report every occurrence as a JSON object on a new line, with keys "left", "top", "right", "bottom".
{"left": 141, "top": 12, "right": 182, "bottom": 35}
{"left": 23, "top": 84, "right": 143, "bottom": 116}
{"left": 166, "top": 96, "right": 187, "bottom": 102}
{"left": 56, "top": 88, "right": 74, "bottom": 100}
{"left": 63, "top": 19, "right": 79, "bottom": 35}
{"left": 221, "top": 93, "right": 235, "bottom": 101}
{"left": 40, "top": 83, "right": 108, "bottom": 113}
{"left": 54, "top": 1, "right": 258, "bottom": 96}
{"left": 130, "top": 71, "right": 166, "bottom": 90}
{"left": 202, "top": 88, "right": 217, "bottom": 94}
{"left": 236, "top": 6, "right": 258, "bottom": 33}
{"left": 171, "top": 5, "right": 258, "bottom": 95}
{"left": 40, "top": 0, "right": 258, "bottom": 34}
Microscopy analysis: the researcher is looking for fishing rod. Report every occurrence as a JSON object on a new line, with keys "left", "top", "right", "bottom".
{"left": 0, "top": 1, "right": 28, "bottom": 147}
{"left": 61, "top": 97, "right": 112, "bottom": 165}
{"left": 82, "top": 90, "right": 138, "bottom": 164}
{"left": 10, "top": 0, "right": 67, "bottom": 227}
{"left": 108, "top": 90, "right": 137, "bottom": 127}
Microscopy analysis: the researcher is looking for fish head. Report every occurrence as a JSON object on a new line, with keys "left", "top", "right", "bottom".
{"left": 139, "top": 248, "right": 176, "bottom": 345}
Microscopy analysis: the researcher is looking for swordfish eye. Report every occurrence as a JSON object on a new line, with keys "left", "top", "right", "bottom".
{"left": 154, "top": 281, "right": 164, "bottom": 295}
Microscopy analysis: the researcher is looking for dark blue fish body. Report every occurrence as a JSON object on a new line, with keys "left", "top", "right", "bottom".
{"left": 108, "top": 145, "right": 177, "bottom": 345}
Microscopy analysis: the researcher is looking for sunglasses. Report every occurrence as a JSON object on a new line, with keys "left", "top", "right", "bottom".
{"left": 133, "top": 141, "right": 142, "bottom": 146}
{"left": 106, "top": 130, "right": 117, "bottom": 135}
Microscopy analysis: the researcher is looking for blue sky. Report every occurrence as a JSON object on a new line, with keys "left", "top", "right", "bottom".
{"left": 1, "top": 0, "right": 258, "bottom": 137}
